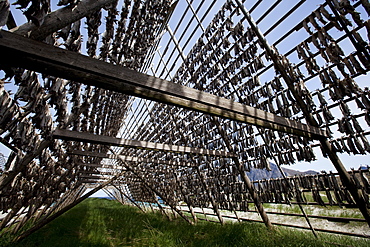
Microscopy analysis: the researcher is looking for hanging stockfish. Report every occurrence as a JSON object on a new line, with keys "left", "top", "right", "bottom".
{"left": 316, "top": 90, "right": 327, "bottom": 106}
{"left": 359, "top": 133, "right": 370, "bottom": 153}
{"left": 355, "top": 97, "right": 366, "bottom": 110}
{"left": 17, "top": 0, "right": 51, "bottom": 27}
{"left": 314, "top": 8, "right": 327, "bottom": 25}
{"left": 86, "top": 10, "right": 102, "bottom": 57}
{"left": 347, "top": 136, "right": 359, "bottom": 154}
{"left": 352, "top": 135, "right": 366, "bottom": 154}
{"left": 365, "top": 20, "right": 370, "bottom": 42}
{"left": 360, "top": 0, "right": 370, "bottom": 16}
{"left": 339, "top": 101, "right": 351, "bottom": 117}
{"left": 63, "top": 20, "right": 81, "bottom": 51}
{"left": 296, "top": 43, "right": 308, "bottom": 60}
{"left": 361, "top": 92, "right": 370, "bottom": 110}
{"left": 365, "top": 111, "right": 370, "bottom": 127}
{"left": 319, "top": 5, "right": 335, "bottom": 22}
{"left": 312, "top": 188, "right": 325, "bottom": 206}
{"left": 344, "top": 117, "right": 355, "bottom": 135}
{"left": 322, "top": 105, "right": 335, "bottom": 123}
{"left": 339, "top": 137, "right": 350, "bottom": 153}
{"left": 308, "top": 13, "right": 321, "bottom": 30}
{"left": 0, "top": 0, "right": 9, "bottom": 29}
{"left": 57, "top": 22, "right": 72, "bottom": 41}
{"left": 351, "top": 116, "right": 363, "bottom": 133}
{"left": 351, "top": 30, "right": 367, "bottom": 48}
{"left": 15, "top": 71, "right": 42, "bottom": 112}
{"left": 329, "top": 172, "right": 343, "bottom": 206}
{"left": 343, "top": 57, "right": 356, "bottom": 75}
{"left": 302, "top": 18, "right": 313, "bottom": 35}
{"left": 344, "top": 77, "right": 360, "bottom": 94}
{"left": 348, "top": 53, "right": 366, "bottom": 75}
{"left": 341, "top": 0, "right": 364, "bottom": 26}
{"left": 315, "top": 111, "right": 324, "bottom": 126}
{"left": 331, "top": 139, "right": 343, "bottom": 153}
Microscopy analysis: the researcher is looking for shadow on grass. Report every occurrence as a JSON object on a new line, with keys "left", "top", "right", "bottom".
{"left": 7, "top": 198, "right": 370, "bottom": 247}
{"left": 9, "top": 201, "right": 89, "bottom": 247}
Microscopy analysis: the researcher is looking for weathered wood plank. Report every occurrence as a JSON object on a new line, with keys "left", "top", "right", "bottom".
{"left": 79, "top": 175, "right": 104, "bottom": 179}
{"left": 73, "top": 152, "right": 196, "bottom": 167}
{"left": 0, "top": 31, "right": 327, "bottom": 139}
{"left": 79, "top": 170, "right": 119, "bottom": 175}
{"left": 78, "top": 163, "right": 110, "bottom": 168}
{"left": 55, "top": 129, "right": 234, "bottom": 158}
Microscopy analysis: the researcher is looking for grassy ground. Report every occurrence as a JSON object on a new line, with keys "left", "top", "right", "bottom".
{"left": 262, "top": 202, "right": 364, "bottom": 218}
{"left": 2, "top": 198, "right": 369, "bottom": 247}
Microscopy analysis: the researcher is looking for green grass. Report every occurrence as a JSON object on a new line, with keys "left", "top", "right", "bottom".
{"left": 262, "top": 202, "right": 364, "bottom": 219}
{"left": 1, "top": 198, "right": 369, "bottom": 247}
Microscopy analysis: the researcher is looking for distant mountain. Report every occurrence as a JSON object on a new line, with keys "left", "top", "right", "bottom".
{"left": 246, "top": 163, "right": 319, "bottom": 181}
{"left": 282, "top": 167, "right": 319, "bottom": 177}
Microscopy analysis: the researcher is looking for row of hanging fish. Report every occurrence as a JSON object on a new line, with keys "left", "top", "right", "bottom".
{"left": 1, "top": 0, "right": 180, "bottom": 236}
{"left": 252, "top": 168, "right": 369, "bottom": 207}
{"left": 329, "top": 133, "right": 370, "bottom": 155}
{"left": 299, "top": 2, "right": 369, "bottom": 95}
{"left": 173, "top": 0, "right": 263, "bottom": 97}
{"left": 0, "top": 82, "right": 20, "bottom": 131}
{"left": 0, "top": 167, "right": 81, "bottom": 233}
{"left": 118, "top": 0, "right": 172, "bottom": 68}
{"left": 13, "top": 0, "right": 50, "bottom": 27}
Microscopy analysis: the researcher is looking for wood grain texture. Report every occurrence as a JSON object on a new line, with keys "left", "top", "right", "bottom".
{"left": 54, "top": 129, "right": 235, "bottom": 158}
{"left": 0, "top": 31, "right": 327, "bottom": 138}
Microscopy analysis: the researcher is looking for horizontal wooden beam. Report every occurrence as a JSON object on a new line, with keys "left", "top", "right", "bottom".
{"left": 78, "top": 163, "right": 110, "bottom": 168}
{"left": 79, "top": 175, "right": 105, "bottom": 179}
{"left": 77, "top": 162, "right": 123, "bottom": 171}
{"left": 73, "top": 153, "right": 195, "bottom": 167}
{"left": 55, "top": 129, "right": 233, "bottom": 158}
{"left": 0, "top": 31, "right": 327, "bottom": 139}
{"left": 79, "top": 170, "right": 119, "bottom": 175}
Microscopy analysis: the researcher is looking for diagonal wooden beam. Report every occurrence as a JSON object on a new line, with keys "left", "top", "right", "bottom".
{"left": 0, "top": 30, "right": 327, "bottom": 139}
{"left": 54, "top": 129, "right": 234, "bottom": 158}
{"left": 15, "top": 173, "right": 121, "bottom": 242}
{"left": 10, "top": 0, "right": 116, "bottom": 40}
